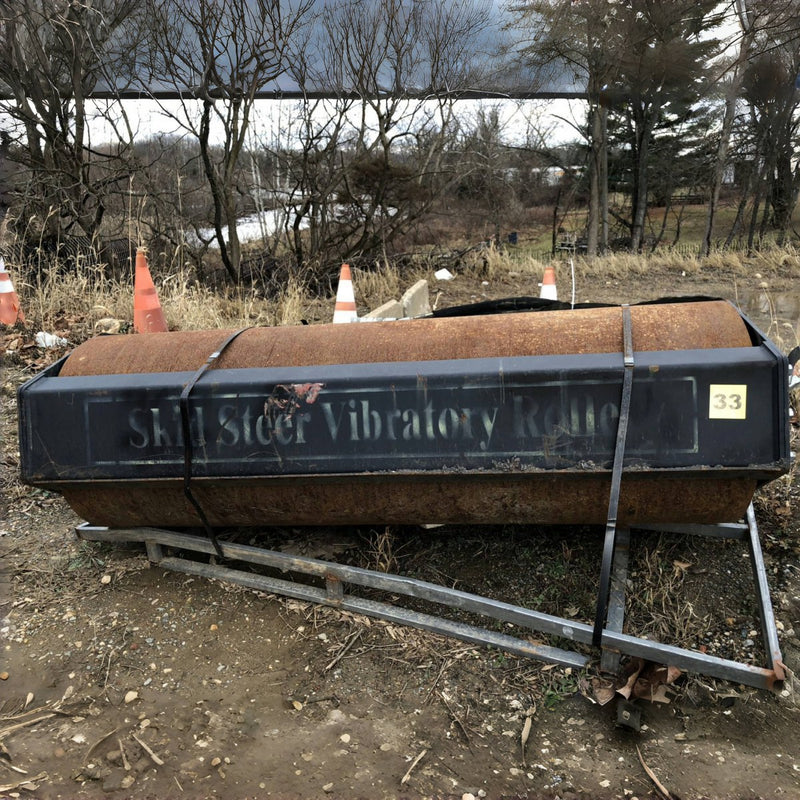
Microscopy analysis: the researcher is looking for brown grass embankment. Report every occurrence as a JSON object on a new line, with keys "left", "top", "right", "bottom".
{"left": 6, "top": 247, "right": 800, "bottom": 349}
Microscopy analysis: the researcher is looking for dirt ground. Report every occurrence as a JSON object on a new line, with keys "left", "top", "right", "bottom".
{"left": 2, "top": 264, "right": 800, "bottom": 800}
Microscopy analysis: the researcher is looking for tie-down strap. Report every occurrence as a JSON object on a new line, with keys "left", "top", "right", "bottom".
{"left": 180, "top": 327, "right": 251, "bottom": 559}
{"left": 593, "top": 305, "right": 634, "bottom": 647}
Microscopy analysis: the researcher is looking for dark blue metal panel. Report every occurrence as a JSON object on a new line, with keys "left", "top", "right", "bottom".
{"left": 18, "top": 345, "right": 790, "bottom": 486}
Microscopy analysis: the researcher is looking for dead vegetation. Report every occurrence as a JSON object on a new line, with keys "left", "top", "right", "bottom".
{"left": 5, "top": 245, "right": 800, "bottom": 347}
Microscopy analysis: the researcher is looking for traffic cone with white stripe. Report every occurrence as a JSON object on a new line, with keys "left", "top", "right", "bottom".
{"left": 333, "top": 263, "right": 358, "bottom": 323}
{"left": 133, "top": 248, "right": 168, "bottom": 333}
{"left": 539, "top": 264, "right": 557, "bottom": 301}
{"left": 0, "top": 258, "right": 25, "bottom": 326}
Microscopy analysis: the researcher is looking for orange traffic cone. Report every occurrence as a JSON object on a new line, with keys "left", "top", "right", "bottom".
{"left": 133, "top": 248, "right": 168, "bottom": 333}
{"left": 0, "top": 258, "right": 25, "bottom": 326}
{"left": 332, "top": 263, "right": 358, "bottom": 323}
{"left": 539, "top": 264, "right": 557, "bottom": 301}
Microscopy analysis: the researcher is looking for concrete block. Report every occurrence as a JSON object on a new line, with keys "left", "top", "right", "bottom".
{"left": 363, "top": 299, "right": 403, "bottom": 320}
{"left": 401, "top": 279, "right": 431, "bottom": 318}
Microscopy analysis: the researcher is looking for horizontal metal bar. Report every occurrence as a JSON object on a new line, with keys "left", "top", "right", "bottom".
{"left": 76, "top": 523, "right": 784, "bottom": 691}
{"left": 77, "top": 524, "right": 595, "bottom": 644}
{"left": 601, "top": 630, "right": 779, "bottom": 691}
{"left": 155, "top": 556, "right": 589, "bottom": 670}
{"left": 633, "top": 521, "right": 749, "bottom": 540}
{"left": 2, "top": 89, "right": 590, "bottom": 102}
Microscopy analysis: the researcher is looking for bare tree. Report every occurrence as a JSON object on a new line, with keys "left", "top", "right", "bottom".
{"left": 700, "top": 1, "right": 754, "bottom": 255}
{"left": 454, "top": 105, "right": 522, "bottom": 247}
{"left": 717, "top": 0, "right": 800, "bottom": 250}
{"left": 261, "top": 0, "right": 492, "bottom": 270}
{"left": 0, "top": 0, "right": 144, "bottom": 247}
{"left": 145, "top": 0, "right": 314, "bottom": 283}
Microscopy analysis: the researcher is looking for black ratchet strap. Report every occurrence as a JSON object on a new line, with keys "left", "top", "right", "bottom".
{"left": 180, "top": 328, "right": 251, "bottom": 559}
{"left": 593, "top": 306, "right": 634, "bottom": 648}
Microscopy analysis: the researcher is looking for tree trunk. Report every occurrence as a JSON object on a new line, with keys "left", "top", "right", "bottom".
{"left": 747, "top": 175, "right": 764, "bottom": 252}
{"left": 586, "top": 102, "right": 601, "bottom": 257}
{"left": 700, "top": 21, "right": 750, "bottom": 257}
{"left": 725, "top": 123, "right": 765, "bottom": 248}
{"left": 749, "top": 129, "right": 779, "bottom": 251}
{"left": 599, "top": 106, "right": 609, "bottom": 252}
{"left": 630, "top": 111, "right": 654, "bottom": 253}
{"left": 701, "top": 84, "right": 739, "bottom": 255}
{"left": 551, "top": 188, "right": 561, "bottom": 255}
{"left": 199, "top": 100, "right": 237, "bottom": 283}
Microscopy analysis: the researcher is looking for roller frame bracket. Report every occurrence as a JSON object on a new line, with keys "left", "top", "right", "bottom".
{"left": 76, "top": 502, "right": 784, "bottom": 691}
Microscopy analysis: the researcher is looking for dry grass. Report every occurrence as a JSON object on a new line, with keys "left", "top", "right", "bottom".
{"left": 351, "top": 261, "right": 404, "bottom": 309}
{"left": 7, "top": 246, "right": 800, "bottom": 343}
{"left": 574, "top": 249, "right": 749, "bottom": 280}
{"left": 625, "top": 535, "right": 711, "bottom": 650}
{"left": 13, "top": 263, "right": 328, "bottom": 336}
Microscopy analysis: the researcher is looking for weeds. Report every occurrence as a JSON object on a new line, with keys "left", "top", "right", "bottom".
{"left": 625, "top": 535, "right": 711, "bottom": 650}
{"left": 351, "top": 262, "right": 403, "bottom": 308}
{"left": 7, "top": 245, "right": 800, "bottom": 343}
{"left": 366, "top": 527, "right": 399, "bottom": 574}
{"left": 541, "top": 667, "right": 581, "bottom": 709}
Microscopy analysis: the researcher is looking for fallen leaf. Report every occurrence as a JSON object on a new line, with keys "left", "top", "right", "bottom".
{"left": 521, "top": 716, "right": 531, "bottom": 764}
{"left": 649, "top": 685, "right": 671, "bottom": 704}
{"left": 591, "top": 677, "right": 616, "bottom": 706}
{"left": 665, "top": 665, "right": 682, "bottom": 684}
{"left": 672, "top": 560, "right": 692, "bottom": 578}
{"left": 617, "top": 658, "right": 644, "bottom": 700}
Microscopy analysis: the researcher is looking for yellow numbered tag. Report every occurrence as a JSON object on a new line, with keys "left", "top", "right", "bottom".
{"left": 709, "top": 385, "right": 747, "bottom": 420}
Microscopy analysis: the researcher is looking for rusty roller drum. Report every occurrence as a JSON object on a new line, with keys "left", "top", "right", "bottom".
{"left": 20, "top": 300, "right": 790, "bottom": 529}
{"left": 61, "top": 301, "right": 749, "bottom": 374}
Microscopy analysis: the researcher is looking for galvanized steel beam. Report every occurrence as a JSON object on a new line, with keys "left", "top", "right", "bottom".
{"left": 76, "top": 504, "right": 785, "bottom": 691}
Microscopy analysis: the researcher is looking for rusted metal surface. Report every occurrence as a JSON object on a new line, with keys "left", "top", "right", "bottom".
{"left": 20, "top": 299, "right": 787, "bottom": 529}
{"left": 26, "top": 295, "right": 786, "bottom": 691}
{"left": 61, "top": 473, "right": 760, "bottom": 529}
{"left": 60, "top": 301, "right": 752, "bottom": 376}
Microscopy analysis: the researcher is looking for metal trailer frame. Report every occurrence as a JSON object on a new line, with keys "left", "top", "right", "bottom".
{"left": 75, "top": 501, "right": 784, "bottom": 691}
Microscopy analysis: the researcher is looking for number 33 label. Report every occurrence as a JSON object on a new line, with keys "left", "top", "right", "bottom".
{"left": 709, "top": 385, "right": 747, "bottom": 420}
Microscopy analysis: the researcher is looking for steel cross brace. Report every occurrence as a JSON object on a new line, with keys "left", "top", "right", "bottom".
{"left": 76, "top": 504, "right": 784, "bottom": 691}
